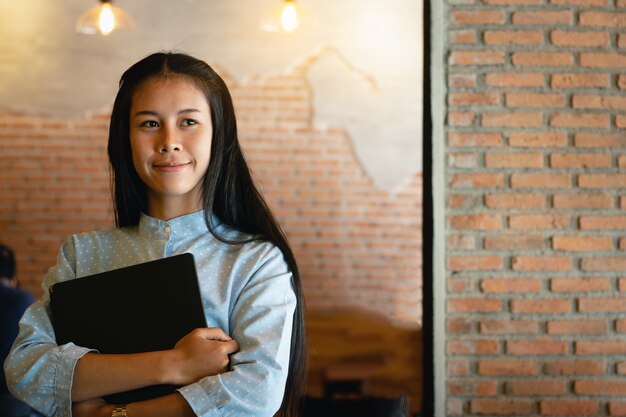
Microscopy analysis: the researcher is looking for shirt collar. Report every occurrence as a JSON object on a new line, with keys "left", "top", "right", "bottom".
{"left": 138, "top": 210, "right": 210, "bottom": 241}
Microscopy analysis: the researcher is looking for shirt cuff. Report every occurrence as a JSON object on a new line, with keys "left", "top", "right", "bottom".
{"left": 54, "top": 344, "right": 96, "bottom": 417}
{"left": 177, "top": 382, "right": 222, "bottom": 417}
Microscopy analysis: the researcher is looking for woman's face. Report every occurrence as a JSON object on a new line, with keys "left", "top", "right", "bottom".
{"left": 129, "top": 76, "right": 212, "bottom": 218}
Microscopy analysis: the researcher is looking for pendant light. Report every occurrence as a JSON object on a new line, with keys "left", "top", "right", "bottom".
{"left": 76, "top": 0, "right": 134, "bottom": 36}
{"left": 260, "top": 0, "right": 305, "bottom": 33}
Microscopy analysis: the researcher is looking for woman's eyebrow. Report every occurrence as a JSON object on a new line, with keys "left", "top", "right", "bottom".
{"left": 132, "top": 108, "right": 202, "bottom": 117}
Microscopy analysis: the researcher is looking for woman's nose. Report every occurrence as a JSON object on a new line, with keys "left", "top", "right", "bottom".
{"left": 159, "top": 128, "right": 182, "bottom": 153}
{"left": 159, "top": 143, "right": 181, "bottom": 153}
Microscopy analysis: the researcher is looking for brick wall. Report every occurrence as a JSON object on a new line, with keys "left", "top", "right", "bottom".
{"left": 445, "top": 0, "right": 626, "bottom": 415}
{"left": 0, "top": 70, "right": 423, "bottom": 327}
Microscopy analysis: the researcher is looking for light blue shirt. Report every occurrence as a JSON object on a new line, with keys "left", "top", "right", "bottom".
{"left": 4, "top": 210, "right": 296, "bottom": 417}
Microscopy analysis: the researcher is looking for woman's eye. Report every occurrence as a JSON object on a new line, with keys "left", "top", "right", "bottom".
{"left": 181, "top": 119, "right": 198, "bottom": 126}
{"left": 140, "top": 120, "right": 159, "bottom": 128}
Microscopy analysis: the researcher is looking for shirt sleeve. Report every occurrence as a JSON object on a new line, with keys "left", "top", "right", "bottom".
{"left": 177, "top": 244, "right": 297, "bottom": 417}
{"left": 3, "top": 239, "right": 95, "bottom": 417}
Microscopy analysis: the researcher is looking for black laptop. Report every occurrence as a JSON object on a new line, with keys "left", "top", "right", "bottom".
{"left": 49, "top": 253, "right": 206, "bottom": 404}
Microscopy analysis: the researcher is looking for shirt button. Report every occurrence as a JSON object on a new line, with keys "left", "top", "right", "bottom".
{"left": 164, "top": 226, "right": 172, "bottom": 234}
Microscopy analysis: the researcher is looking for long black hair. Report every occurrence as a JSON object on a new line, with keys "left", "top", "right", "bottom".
{"left": 107, "top": 52, "right": 306, "bottom": 417}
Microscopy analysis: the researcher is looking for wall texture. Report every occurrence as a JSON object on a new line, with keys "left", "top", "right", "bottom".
{"left": 444, "top": 0, "right": 626, "bottom": 415}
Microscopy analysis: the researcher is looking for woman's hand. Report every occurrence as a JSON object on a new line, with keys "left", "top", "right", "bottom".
{"left": 72, "top": 398, "right": 111, "bottom": 417}
{"left": 166, "top": 327, "right": 239, "bottom": 385}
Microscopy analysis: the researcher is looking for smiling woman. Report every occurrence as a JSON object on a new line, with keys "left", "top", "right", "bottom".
{"left": 4, "top": 52, "right": 307, "bottom": 417}
{"left": 129, "top": 77, "right": 213, "bottom": 221}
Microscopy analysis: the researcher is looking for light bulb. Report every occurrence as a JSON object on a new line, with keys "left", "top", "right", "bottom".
{"left": 98, "top": 3, "right": 115, "bottom": 35}
{"left": 76, "top": 0, "right": 135, "bottom": 36}
{"left": 280, "top": 1, "right": 298, "bottom": 32}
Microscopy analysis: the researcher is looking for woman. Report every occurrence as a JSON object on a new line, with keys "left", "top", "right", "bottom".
{"left": 5, "top": 52, "right": 306, "bottom": 417}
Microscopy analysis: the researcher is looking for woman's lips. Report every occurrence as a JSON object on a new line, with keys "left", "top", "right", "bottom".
{"left": 153, "top": 161, "right": 191, "bottom": 172}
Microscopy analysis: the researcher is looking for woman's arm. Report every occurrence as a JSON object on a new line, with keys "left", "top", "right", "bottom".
{"left": 177, "top": 244, "right": 297, "bottom": 417}
{"left": 71, "top": 328, "right": 238, "bottom": 401}
{"left": 73, "top": 393, "right": 196, "bottom": 417}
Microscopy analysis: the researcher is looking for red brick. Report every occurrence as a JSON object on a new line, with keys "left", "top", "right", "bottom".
{"left": 511, "top": 256, "right": 572, "bottom": 272}
{"left": 448, "top": 380, "right": 498, "bottom": 396}
{"left": 448, "top": 132, "right": 502, "bottom": 147}
{"left": 540, "top": 399, "right": 599, "bottom": 416}
{"left": 449, "top": 275, "right": 473, "bottom": 292}
{"left": 575, "top": 379, "right": 626, "bottom": 396}
{"left": 618, "top": 115, "right": 626, "bottom": 128}
{"left": 449, "top": 73, "right": 477, "bottom": 88}
{"left": 621, "top": 238, "right": 626, "bottom": 250}
{"left": 580, "top": 216, "right": 626, "bottom": 230}
{"left": 470, "top": 399, "right": 533, "bottom": 414}
{"left": 448, "top": 153, "right": 478, "bottom": 168}
{"left": 551, "top": 73, "right": 611, "bottom": 89}
{"left": 512, "top": 10, "right": 573, "bottom": 25}
{"left": 482, "top": 112, "right": 543, "bottom": 127}
{"left": 448, "top": 318, "right": 473, "bottom": 334}
{"left": 581, "top": 52, "right": 626, "bottom": 68}
{"left": 511, "top": 298, "right": 571, "bottom": 313}
{"left": 506, "top": 92, "right": 565, "bottom": 108}
{"left": 551, "top": 30, "right": 609, "bottom": 47}
{"left": 619, "top": 155, "right": 626, "bottom": 168}
{"left": 553, "top": 194, "right": 613, "bottom": 209}
{"left": 507, "top": 339, "right": 568, "bottom": 355}
{"left": 451, "top": 10, "right": 506, "bottom": 25}
{"left": 511, "top": 173, "right": 570, "bottom": 188}
{"left": 479, "top": 319, "right": 539, "bottom": 334}
{"left": 447, "top": 340, "right": 499, "bottom": 355}
{"left": 547, "top": 320, "right": 608, "bottom": 335}
{"left": 478, "top": 359, "right": 539, "bottom": 376}
{"left": 449, "top": 255, "right": 503, "bottom": 271}
{"left": 550, "top": 113, "right": 610, "bottom": 128}
{"left": 580, "top": 11, "right": 626, "bottom": 27}
{"left": 609, "top": 402, "right": 626, "bottom": 416}
{"left": 506, "top": 380, "right": 567, "bottom": 395}
{"left": 622, "top": 196, "right": 626, "bottom": 209}
{"left": 485, "top": 30, "right": 543, "bottom": 45}
{"left": 484, "top": 234, "right": 546, "bottom": 250}
{"left": 575, "top": 133, "right": 626, "bottom": 147}
{"left": 486, "top": 153, "right": 544, "bottom": 168}
{"left": 448, "top": 359, "right": 470, "bottom": 376}
{"left": 617, "top": 319, "right": 626, "bottom": 333}
{"left": 513, "top": 52, "right": 573, "bottom": 67}
{"left": 620, "top": 34, "right": 626, "bottom": 49}
{"left": 574, "top": 94, "right": 626, "bottom": 110}
{"left": 550, "top": 153, "right": 612, "bottom": 168}
{"left": 449, "top": 298, "right": 502, "bottom": 313}
{"left": 485, "top": 193, "right": 545, "bottom": 209}
{"left": 579, "top": 297, "right": 626, "bottom": 312}
{"left": 577, "top": 341, "right": 626, "bottom": 354}
{"left": 450, "top": 173, "right": 504, "bottom": 188}
{"left": 449, "top": 111, "right": 475, "bottom": 126}
{"left": 509, "top": 214, "right": 571, "bottom": 229}
{"left": 619, "top": 74, "right": 626, "bottom": 90}
{"left": 544, "top": 358, "right": 606, "bottom": 375}
{"left": 620, "top": 278, "right": 626, "bottom": 291}
{"left": 449, "top": 194, "right": 481, "bottom": 209}
{"left": 449, "top": 29, "right": 477, "bottom": 44}
{"left": 448, "top": 234, "right": 476, "bottom": 250}
{"left": 481, "top": 278, "right": 541, "bottom": 293}
{"left": 449, "top": 92, "right": 500, "bottom": 106}
{"left": 485, "top": 0, "right": 542, "bottom": 3}
{"left": 551, "top": 277, "right": 611, "bottom": 292}
{"left": 449, "top": 51, "right": 506, "bottom": 66}
{"left": 450, "top": 214, "right": 501, "bottom": 230}
{"left": 582, "top": 257, "right": 626, "bottom": 271}
{"left": 580, "top": 174, "right": 626, "bottom": 188}
{"left": 486, "top": 72, "right": 545, "bottom": 87}
{"left": 509, "top": 131, "right": 568, "bottom": 147}
{"left": 551, "top": 0, "right": 608, "bottom": 4}
{"left": 447, "top": 398, "right": 464, "bottom": 416}
{"left": 553, "top": 236, "right": 613, "bottom": 251}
